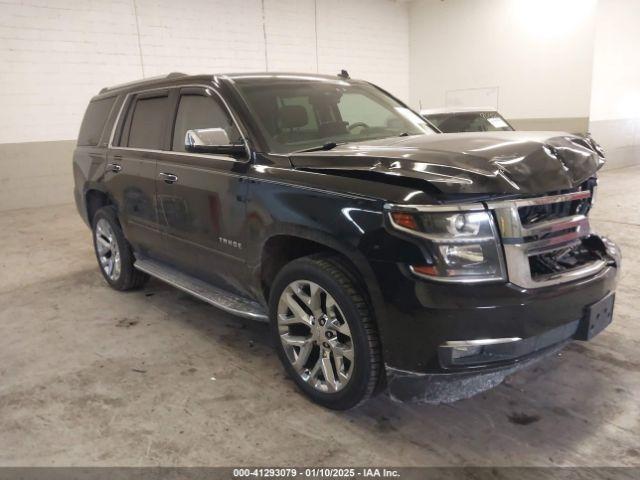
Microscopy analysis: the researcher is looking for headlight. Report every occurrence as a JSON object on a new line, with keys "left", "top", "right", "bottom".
{"left": 388, "top": 208, "right": 506, "bottom": 283}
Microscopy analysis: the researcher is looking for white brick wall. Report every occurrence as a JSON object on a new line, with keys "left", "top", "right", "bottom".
{"left": 0, "top": 0, "right": 142, "bottom": 143}
{"left": 264, "top": 0, "right": 317, "bottom": 73}
{"left": 0, "top": 0, "right": 410, "bottom": 144}
{"left": 134, "top": 0, "right": 267, "bottom": 76}
{"left": 316, "top": 0, "right": 409, "bottom": 103}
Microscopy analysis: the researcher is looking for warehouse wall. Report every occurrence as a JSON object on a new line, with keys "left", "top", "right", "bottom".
{"left": 589, "top": 0, "right": 640, "bottom": 169}
{"left": 0, "top": 0, "right": 409, "bottom": 211}
{"left": 408, "top": 0, "right": 597, "bottom": 134}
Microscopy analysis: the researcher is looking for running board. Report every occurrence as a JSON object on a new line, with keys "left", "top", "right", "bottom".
{"left": 134, "top": 258, "right": 268, "bottom": 322}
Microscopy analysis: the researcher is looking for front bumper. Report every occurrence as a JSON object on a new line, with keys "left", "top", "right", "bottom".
{"left": 386, "top": 341, "right": 567, "bottom": 404}
{"left": 437, "top": 290, "right": 615, "bottom": 368}
{"left": 385, "top": 288, "right": 615, "bottom": 403}
{"left": 369, "top": 237, "right": 620, "bottom": 390}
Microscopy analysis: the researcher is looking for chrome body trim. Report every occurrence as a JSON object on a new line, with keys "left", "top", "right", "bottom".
{"left": 443, "top": 337, "right": 522, "bottom": 348}
{"left": 519, "top": 214, "right": 588, "bottom": 240}
{"left": 106, "top": 162, "right": 122, "bottom": 173}
{"left": 506, "top": 258, "right": 608, "bottom": 289}
{"left": 159, "top": 172, "right": 178, "bottom": 183}
{"left": 486, "top": 190, "right": 591, "bottom": 209}
{"left": 491, "top": 189, "right": 605, "bottom": 289}
{"left": 108, "top": 95, "right": 129, "bottom": 148}
{"left": 409, "top": 265, "right": 505, "bottom": 284}
{"left": 384, "top": 202, "right": 485, "bottom": 213}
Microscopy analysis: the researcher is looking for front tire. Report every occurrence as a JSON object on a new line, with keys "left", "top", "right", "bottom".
{"left": 92, "top": 206, "right": 148, "bottom": 291}
{"left": 269, "top": 254, "right": 382, "bottom": 410}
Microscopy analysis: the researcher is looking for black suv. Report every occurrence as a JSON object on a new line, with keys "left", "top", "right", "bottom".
{"left": 73, "top": 72, "right": 620, "bottom": 409}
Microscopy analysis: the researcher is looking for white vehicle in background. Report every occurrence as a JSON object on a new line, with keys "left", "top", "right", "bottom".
{"left": 421, "top": 107, "right": 514, "bottom": 133}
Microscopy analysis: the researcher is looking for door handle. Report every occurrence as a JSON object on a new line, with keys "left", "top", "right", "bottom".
{"left": 159, "top": 172, "right": 178, "bottom": 184}
{"left": 107, "top": 162, "right": 122, "bottom": 173}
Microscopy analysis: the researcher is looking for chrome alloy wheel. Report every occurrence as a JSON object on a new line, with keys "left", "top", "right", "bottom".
{"left": 95, "top": 218, "right": 121, "bottom": 281}
{"left": 277, "top": 280, "right": 354, "bottom": 393}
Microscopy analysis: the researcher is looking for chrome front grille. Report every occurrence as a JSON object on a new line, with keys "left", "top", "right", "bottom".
{"left": 517, "top": 192, "right": 592, "bottom": 226}
{"left": 488, "top": 190, "right": 606, "bottom": 289}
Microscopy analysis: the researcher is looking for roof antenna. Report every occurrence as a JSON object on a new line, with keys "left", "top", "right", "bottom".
{"left": 338, "top": 69, "right": 350, "bottom": 79}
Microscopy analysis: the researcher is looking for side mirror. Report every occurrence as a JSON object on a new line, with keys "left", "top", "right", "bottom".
{"left": 184, "top": 128, "right": 246, "bottom": 157}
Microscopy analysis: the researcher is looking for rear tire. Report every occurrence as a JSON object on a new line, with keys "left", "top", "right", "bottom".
{"left": 269, "top": 254, "right": 382, "bottom": 410}
{"left": 92, "top": 206, "right": 148, "bottom": 291}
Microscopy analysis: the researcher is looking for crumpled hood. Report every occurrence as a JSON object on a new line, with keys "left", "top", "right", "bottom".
{"left": 289, "top": 131, "right": 604, "bottom": 195}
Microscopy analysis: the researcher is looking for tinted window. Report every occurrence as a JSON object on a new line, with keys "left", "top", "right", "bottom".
{"left": 127, "top": 95, "right": 169, "bottom": 149}
{"left": 339, "top": 93, "right": 400, "bottom": 129}
{"left": 172, "top": 94, "right": 241, "bottom": 152}
{"left": 280, "top": 96, "right": 318, "bottom": 132}
{"left": 77, "top": 97, "right": 116, "bottom": 146}
{"left": 235, "top": 79, "right": 433, "bottom": 154}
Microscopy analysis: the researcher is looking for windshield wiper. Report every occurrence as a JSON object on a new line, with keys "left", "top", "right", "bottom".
{"left": 292, "top": 141, "right": 346, "bottom": 154}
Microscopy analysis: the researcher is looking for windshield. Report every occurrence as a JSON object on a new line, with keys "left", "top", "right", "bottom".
{"left": 233, "top": 76, "right": 434, "bottom": 154}
{"left": 425, "top": 111, "right": 514, "bottom": 133}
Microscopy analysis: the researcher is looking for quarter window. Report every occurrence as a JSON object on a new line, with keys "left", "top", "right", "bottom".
{"left": 172, "top": 93, "right": 241, "bottom": 152}
{"left": 77, "top": 96, "right": 116, "bottom": 146}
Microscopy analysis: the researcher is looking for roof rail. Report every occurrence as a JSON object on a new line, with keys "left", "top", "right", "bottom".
{"left": 99, "top": 72, "right": 187, "bottom": 94}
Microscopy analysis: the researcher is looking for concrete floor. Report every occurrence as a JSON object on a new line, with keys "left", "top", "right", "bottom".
{"left": 1, "top": 166, "right": 639, "bottom": 467}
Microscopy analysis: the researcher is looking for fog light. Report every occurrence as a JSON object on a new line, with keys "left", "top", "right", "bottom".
{"left": 450, "top": 345, "right": 482, "bottom": 361}
{"left": 440, "top": 337, "right": 522, "bottom": 367}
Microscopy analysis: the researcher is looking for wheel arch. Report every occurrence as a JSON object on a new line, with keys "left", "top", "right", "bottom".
{"left": 257, "top": 227, "right": 388, "bottom": 331}
{"left": 84, "top": 188, "right": 114, "bottom": 225}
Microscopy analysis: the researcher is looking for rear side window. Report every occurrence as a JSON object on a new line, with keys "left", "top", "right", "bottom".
{"left": 127, "top": 95, "right": 169, "bottom": 149}
{"left": 77, "top": 97, "right": 116, "bottom": 146}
